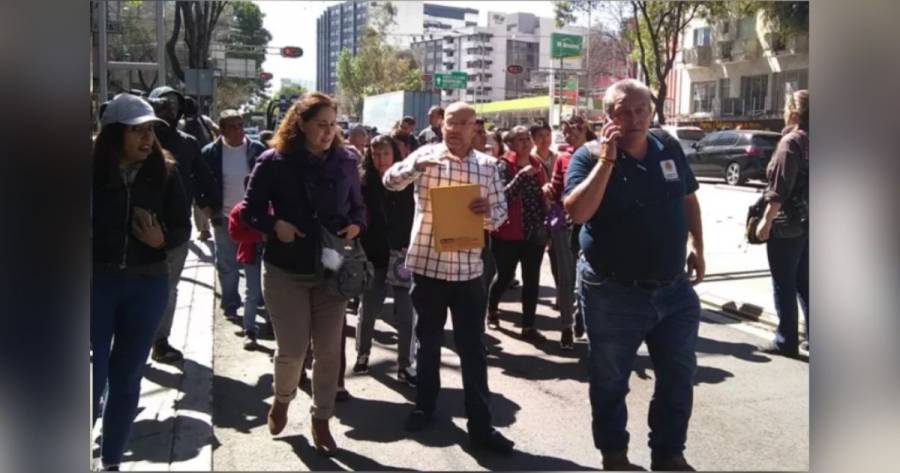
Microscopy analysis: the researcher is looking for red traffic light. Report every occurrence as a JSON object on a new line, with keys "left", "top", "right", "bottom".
{"left": 280, "top": 46, "right": 303, "bottom": 58}
{"left": 506, "top": 64, "right": 523, "bottom": 74}
{"left": 259, "top": 72, "right": 273, "bottom": 81}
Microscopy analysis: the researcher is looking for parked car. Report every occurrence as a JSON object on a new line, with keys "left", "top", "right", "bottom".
{"left": 687, "top": 129, "right": 782, "bottom": 186}
{"left": 661, "top": 125, "right": 706, "bottom": 156}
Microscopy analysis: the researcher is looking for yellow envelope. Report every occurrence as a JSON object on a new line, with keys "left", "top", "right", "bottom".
{"left": 429, "top": 183, "right": 485, "bottom": 252}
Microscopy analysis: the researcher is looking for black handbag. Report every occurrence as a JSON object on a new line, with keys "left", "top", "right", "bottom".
{"left": 318, "top": 225, "right": 374, "bottom": 300}
{"left": 302, "top": 177, "right": 373, "bottom": 300}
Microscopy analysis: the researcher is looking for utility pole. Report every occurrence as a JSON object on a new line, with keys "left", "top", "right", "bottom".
{"left": 586, "top": 3, "right": 592, "bottom": 113}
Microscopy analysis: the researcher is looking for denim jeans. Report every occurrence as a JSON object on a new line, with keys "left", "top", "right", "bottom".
{"left": 550, "top": 227, "right": 575, "bottom": 329}
{"left": 154, "top": 242, "right": 189, "bottom": 343}
{"left": 91, "top": 271, "right": 168, "bottom": 466}
{"left": 212, "top": 220, "right": 241, "bottom": 313}
{"left": 410, "top": 273, "right": 493, "bottom": 438}
{"left": 357, "top": 267, "right": 416, "bottom": 368}
{"left": 578, "top": 257, "right": 700, "bottom": 456}
{"left": 488, "top": 237, "right": 544, "bottom": 328}
{"left": 243, "top": 257, "right": 263, "bottom": 336}
{"left": 766, "top": 235, "right": 810, "bottom": 352}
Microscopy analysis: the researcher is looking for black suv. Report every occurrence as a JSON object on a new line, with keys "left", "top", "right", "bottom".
{"left": 687, "top": 129, "right": 782, "bottom": 185}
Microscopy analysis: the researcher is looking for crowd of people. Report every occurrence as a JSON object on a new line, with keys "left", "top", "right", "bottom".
{"left": 90, "top": 79, "right": 809, "bottom": 471}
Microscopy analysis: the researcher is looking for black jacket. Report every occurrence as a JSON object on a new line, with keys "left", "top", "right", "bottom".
{"left": 92, "top": 159, "right": 191, "bottom": 274}
{"left": 361, "top": 178, "right": 414, "bottom": 269}
{"left": 155, "top": 125, "right": 220, "bottom": 211}
{"left": 201, "top": 136, "right": 268, "bottom": 211}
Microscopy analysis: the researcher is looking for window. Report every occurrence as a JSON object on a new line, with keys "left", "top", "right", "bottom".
{"left": 772, "top": 69, "right": 808, "bottom": 113}
{"left": 740, "top": 74, "right": 769, "bottom": 113}
{"left": 690, "top": 81, "right": 716, "bottom": 113}
{"left": 719, "top": 78, "right": 731, "bottom": 99}
{"left": 693, "top": 27, "right": 711, "bottom": 47}
{"left": 736, "top": 16, "right": 756, "bottom": 40}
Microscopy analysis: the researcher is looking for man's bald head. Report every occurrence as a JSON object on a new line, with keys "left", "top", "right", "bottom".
{"left": 445, "top": 101, "right": 475, "bottom": 121}
{"left": 442, "top": 102, "right": 477, "bottom": 156}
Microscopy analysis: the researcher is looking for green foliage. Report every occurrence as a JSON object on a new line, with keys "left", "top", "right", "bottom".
{"left": 213, "top": 2, "right": 275, "bottom": 112}
{"left": 335, "top": 2, "right": 423, "bottom": 117}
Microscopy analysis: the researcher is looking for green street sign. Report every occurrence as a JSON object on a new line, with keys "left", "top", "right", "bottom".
{"left": 564, "top": 79, "right": 577, "bottom": 90}
{"left": 434, "top": 71, "right": 468, "bottom": 89}
{"left": 550, "top": 32, "right": 583, "bottom": 58}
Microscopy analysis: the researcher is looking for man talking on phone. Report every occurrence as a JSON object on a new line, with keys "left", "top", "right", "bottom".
{"left": 564, "top": 79, "right": 704, "bottom": 471}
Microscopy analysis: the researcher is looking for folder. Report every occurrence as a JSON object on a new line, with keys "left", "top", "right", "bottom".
{"left": 429, "top": 183, "right": 485, "bottom": 252}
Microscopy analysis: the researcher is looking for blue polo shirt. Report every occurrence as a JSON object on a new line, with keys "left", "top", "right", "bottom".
{"left": 564, "top": 132, "right": 698, "bottom": 281}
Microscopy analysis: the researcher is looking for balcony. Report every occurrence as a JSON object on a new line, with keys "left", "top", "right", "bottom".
{"left": 684, "top": 46, "right": 712, "bottom": 67}
{"left": 466, "top": 60, "right": 493, "bottom": 69}
{"left": 766, "top": 32, "right": 809, "bottom": 55}
{"left": 733, "top": 38, "right": 762, "bottom": 61}
{"left": 713, "top": 41, "right": 733, "bottom": 62}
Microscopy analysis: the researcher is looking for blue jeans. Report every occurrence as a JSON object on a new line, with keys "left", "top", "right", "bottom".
{"left": 766, "top": 235, "right": 809, "bottom": 352}
{"left": 243, "top": 257, "right": 263, "bottom": 335}
{"left": 91, "top": 271, "right": 168, "bottom": 466}
{"left": 578, "top": 258, "right": 700, "bottom": 456}
{"left": 154, "top": 242, "right": 189, "bottom": 343}
{"left": 410, "top": 273, "right": 493, "bottom": 438}
{"left": 357, "top": 267, "right": 416, "bottom": 368}
{"left": 212, "top": 221, "right": 241, "bottom": 313}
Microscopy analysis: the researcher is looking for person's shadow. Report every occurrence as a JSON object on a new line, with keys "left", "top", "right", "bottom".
{"left": 275, "top": 434, "right": 411, "bottom": 471}
{"left": 212, "top": 372, "right": 275, "bottom": 435}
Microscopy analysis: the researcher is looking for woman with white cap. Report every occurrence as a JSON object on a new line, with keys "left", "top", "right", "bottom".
{"left": 91, "top": 93, "right": 191, "bottom": 471}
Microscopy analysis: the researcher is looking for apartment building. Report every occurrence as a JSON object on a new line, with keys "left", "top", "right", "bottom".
{"left": 316, "top": 1, "right": 478, "bottom": 94}
{"left": 673, "top": 11, "right": 808, "bottom": 127}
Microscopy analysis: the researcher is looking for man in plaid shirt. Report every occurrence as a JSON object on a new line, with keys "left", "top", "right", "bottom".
{"left": 383, "top": 102, "right": 514, "bottom": 455}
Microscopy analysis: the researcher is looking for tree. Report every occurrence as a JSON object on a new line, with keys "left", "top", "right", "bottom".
{"left": 166, "top": 1, "right": 229, "bottom": 84}
{"left": 214, "top": 2, "right": 274, "bottom": 112}
{"left": 335, "top": 2, "right": 423, "bottom": 117}
{"left": 555, "top": 1, "right": 808, "bottom": 124}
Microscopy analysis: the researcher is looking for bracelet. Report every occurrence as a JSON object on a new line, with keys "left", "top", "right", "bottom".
{"left": 599, "top": 157, "right": 616, "bottom": 166}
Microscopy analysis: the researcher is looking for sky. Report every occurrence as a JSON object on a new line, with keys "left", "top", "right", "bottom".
{"left": 255, "top": 1, "right": 566, "bottom": 93}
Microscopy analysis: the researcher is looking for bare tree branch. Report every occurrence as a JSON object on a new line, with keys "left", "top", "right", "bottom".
{"left": 166, "top": 3, "right": 184, "bottom": 82}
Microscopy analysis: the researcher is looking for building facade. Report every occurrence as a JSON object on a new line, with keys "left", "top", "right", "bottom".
{"left": 672, "top": 11, "right": 808, "bottom": 129}
{"left": 410, "top": 11, "right": 585, "bottom": 105}
{"left": 316, "top": 1, "right": 477, "bottom": 94}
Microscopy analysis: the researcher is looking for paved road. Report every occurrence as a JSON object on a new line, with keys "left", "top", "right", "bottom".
{"left": 97, "top": 183, "right": 809, "bottom": 471}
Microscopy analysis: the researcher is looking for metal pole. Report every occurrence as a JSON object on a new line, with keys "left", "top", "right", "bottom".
{"left": 586, "top": 3, "right": 592, "bottom": 112}
{"left": 548, "top": 61, "right": 555, "bottom": 126}
{"left": 98, "top": 0, "right": 108, "bottom": 102}
{"left": 559, "top": 57, "right": 564, "bottom": 123}
{"left": 156, "top": 0, "right": 166, "bottom": 87}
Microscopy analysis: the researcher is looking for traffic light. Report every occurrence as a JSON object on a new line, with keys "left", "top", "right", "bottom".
{"left": 280, "top": 46, "right": 303, "bottom": 58}
{"left": 259, "top": 71, "right": 273, "bottom": 81}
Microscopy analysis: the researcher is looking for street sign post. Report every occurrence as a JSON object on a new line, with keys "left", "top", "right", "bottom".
{"left": 550, "top": 32, "right": 583, "bottom": 59}
{"left": 433, "top": 71, "right": 468, "bottom": 89}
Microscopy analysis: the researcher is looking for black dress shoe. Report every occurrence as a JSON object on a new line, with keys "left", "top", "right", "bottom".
{"left": 469, "top": 429, "right": 515, "bottom": 455}
{"left": 651, "top": 453, "right": 695, "bottom": 471}
{"left": 404, "top": 409, "right": 433, "bottom": 432}
{"left": 335, "top": 387, "right": 351, "bottom": 402}
{"left": 151, "top": 339, "right": 184, "bottom": 363}
{"left": 758, "top": 341, "right": 799, "bottom": 358}
{"left": 602, "top": 449, "right": 643, "bottom": 471}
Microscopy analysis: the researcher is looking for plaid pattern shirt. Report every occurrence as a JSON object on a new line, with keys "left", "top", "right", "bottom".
{"left": 383, "top": 143, "right": 508, "bottom": 281}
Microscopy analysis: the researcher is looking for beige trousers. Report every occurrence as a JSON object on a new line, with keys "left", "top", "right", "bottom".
{"left": 262, "top": 262, "right": 347, "bottom": 419}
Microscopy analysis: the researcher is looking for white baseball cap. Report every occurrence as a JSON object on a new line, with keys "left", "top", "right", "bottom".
{"left": 100, "top": 93, "right": 168, "bottom": 127}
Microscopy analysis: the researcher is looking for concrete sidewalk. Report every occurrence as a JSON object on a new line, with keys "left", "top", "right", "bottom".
{"left": 92, "top": 239, "right": 217, "bottom": 471}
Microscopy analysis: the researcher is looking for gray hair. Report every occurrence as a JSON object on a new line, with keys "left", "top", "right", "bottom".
{"left": 503, "top": 125, "right": 530, "bottom": 145}
{"left": 602, "top": 79, "right": 654, "bottom": 116}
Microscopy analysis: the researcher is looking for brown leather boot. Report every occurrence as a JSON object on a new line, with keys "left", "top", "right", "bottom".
{"left": 311, "top": 416, "right": 338, "bottom": 456}
{"left": 267, "top": 399, "right": 289, "bottom": 435}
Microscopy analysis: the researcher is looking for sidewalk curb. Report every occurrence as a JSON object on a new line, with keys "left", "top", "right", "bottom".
{"left": 698, "top": 293, "right": 779, "bottom": 329}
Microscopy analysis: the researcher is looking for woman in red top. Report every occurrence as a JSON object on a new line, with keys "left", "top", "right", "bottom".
{"left": 487, "top": 126, "right": 549, "bottom": 340}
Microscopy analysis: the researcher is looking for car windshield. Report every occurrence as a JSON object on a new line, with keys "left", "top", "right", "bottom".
{"left": 677, "top": 129, "right": 706, "bottom": 141}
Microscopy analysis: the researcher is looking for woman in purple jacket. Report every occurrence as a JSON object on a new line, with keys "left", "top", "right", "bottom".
{"left": 240, "top": 92, "right": 366, "bottom": 456}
